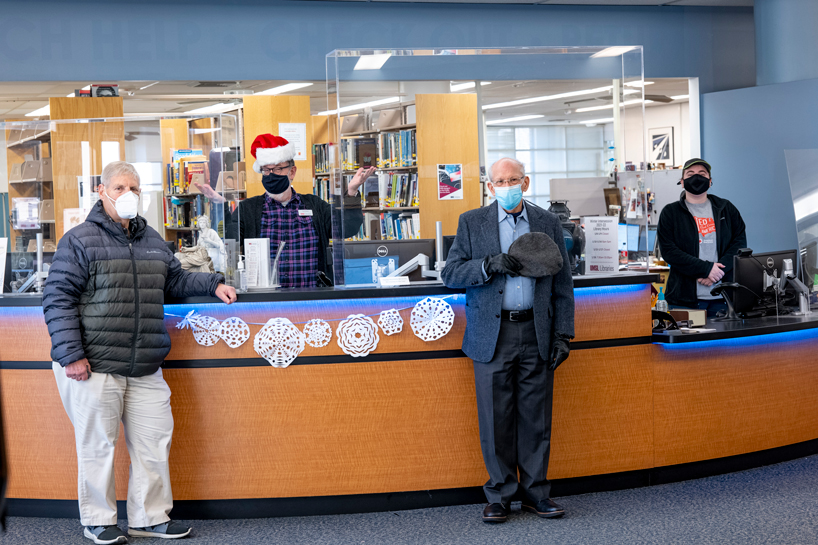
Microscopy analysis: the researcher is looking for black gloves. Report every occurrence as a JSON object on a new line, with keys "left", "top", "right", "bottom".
{"left": 484, "top": 254, "right": 522, "bottom": 278}
{"left": 549, "top": 336, "right": 571, "bottom": 371}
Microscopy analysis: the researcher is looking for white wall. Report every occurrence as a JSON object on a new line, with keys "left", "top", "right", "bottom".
{"left": 622, "top": 102, "right": 691, "bottom": 167}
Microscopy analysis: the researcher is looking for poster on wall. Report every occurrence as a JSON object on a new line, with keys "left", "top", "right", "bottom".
{"left": 437, "top": 163, "right": 463, "bottom": 200}
{"left": 648, "top": 127, "right": 674, "bottom": 165}
{"left": 278, "top": 123, "right": 307, "bottom": 162}
{"left": 584, "top": 217, "right": 619, "bottom": 275}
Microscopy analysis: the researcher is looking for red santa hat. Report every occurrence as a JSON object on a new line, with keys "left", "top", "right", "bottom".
{"left": 250, "top": 133, "right": 296, "bottom": 174}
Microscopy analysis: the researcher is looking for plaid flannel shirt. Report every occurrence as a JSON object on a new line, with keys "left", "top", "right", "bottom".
{"left": 260, "top": 192, "right": 319, "bottom": 288}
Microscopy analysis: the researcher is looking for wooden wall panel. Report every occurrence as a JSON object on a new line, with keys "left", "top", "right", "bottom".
{"left": 416, "top": 94, "right": 481, "bottom": 238}
{"left": 654, "top": 335, "right": 818, "bottom": 467}
{"left": 242, "top": 96, "right": 313, "bottom": 198}
{"left": 49, "top": 97, "right": 124, "bottom": 241}
{"left": 573, "top": 284, "right": 652, "bottom": 342}
{"left": 549, "top": 344, "right": 655, "bottom": 479}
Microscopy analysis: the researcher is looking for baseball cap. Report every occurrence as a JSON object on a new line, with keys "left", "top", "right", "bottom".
{"left": 682, "top": 158, "right": 711, "bottom": 174}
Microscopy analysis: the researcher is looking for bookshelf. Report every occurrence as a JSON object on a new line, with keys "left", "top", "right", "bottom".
{"left": 311, "top": 93, "right": 479, "bottom": 241}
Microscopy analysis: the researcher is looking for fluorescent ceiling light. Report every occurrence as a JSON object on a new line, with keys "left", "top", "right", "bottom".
{"left": 581, "top": 117, "right": 614, "bottom": 124}
{"left": 257, "top": 82, "right": 313, "bottom": 95}
{"left": 622, "top": 89, "right": 641, "bottom": 96}
{"left": 486, "top": 115, "right": 545, "bottom": 125}
{"left": 316, "top": 96, "right": 400, "bottom": 116}
{"left": 26, "top": 105, "right": 50, "bottom": 117}
{"left": 483, "top": 86, "right": 613, "bottom": 111}
{"left": 591, "top": 46, "right": 638, "bottom": 58}
{"left": 575, "top": 99, "right": 652, "bottom": 113}
{"left": 139, "top": 81, "right": 160, "bottom": 90}
{"left": 670, "top": 94, "right": 690, "bottom": 100}
{"left": 354, "top": 53, "right": 391, "bottom": 71}
{"left": 624, "top": 81, "right": 654, "bottom": 87}
{"left": 450, "top": 81, "right": 492, "bottom": 92}
{"left": 185, "top": 103, "right": 237, "bottom": 115}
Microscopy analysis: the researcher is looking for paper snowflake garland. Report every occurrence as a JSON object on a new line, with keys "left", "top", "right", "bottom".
{"left": 410, "top": 297, "right": 455, "bottom": 342}
{"left": 378, "top": 309, "right": 404, "bottom": 336}
{"left": 219, "top": 317, "right": 250, "bottom": 348}
{"left": 254, "top": 317, "right": 305, "bottom": 368}
{"left": 336, "top": 314, "right": 380, "bottom": 358}
{"left": 303, "top": 319, "right": 332, "bottom": 348}
{"left": 176, "top": 310, "right": 221, "bottom": 346}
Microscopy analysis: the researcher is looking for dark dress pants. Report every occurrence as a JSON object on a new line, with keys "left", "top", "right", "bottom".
{"left": 473, "top": 318, "right": 554, "bottom": 505}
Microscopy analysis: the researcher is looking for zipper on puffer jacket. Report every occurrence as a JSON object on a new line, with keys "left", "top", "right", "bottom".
{"left": 129, "top": 242, "right": 139, "bottom": 376}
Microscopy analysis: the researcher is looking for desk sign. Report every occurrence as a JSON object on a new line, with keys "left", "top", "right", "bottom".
{"left": 584, "top": 217, "right": 619, "bottom": 275}
{"left": 379, "top": 276, "right": 410, "bottom": 287}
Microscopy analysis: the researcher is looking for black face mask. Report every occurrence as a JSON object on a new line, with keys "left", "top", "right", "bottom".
{"left": 683, "top": 173, "right": 710, "bottom": 195}
{"left": 262, "top": 172, "right": 291, "bottom": 195}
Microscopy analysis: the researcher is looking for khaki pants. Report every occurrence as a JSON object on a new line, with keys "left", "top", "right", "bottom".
{"left": 53, "top": 362, "right": 174, "bottom": 527}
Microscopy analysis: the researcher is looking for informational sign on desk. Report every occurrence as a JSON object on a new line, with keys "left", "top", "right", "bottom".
{"left": 278, "top": 123, "right": 307, "bottom": 162}
{"left": 584, "top": 217, "right": 619, "bottom": 274}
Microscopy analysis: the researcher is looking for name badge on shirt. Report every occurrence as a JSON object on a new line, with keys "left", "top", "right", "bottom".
{"left": 298, "top": 209, "right": 313, "bottom": 217}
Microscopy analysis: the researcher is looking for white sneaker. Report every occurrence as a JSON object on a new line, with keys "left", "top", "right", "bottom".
{"left": 84, "top": 525, "right": 128, "bottom": 544}
{"left": 128, "top": 520, "right": 191, "bottom": 539}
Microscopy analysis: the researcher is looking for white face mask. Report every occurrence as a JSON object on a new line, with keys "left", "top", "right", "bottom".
{"left": 105, "top": 189, "right": 139, "bottom": 220}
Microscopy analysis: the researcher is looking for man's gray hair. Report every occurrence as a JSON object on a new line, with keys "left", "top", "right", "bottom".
{"left": 101, "top": 161, "right": 140, "bottom": 188}
{"left": 489, "top": 157, "right": 526, "bottom": 182}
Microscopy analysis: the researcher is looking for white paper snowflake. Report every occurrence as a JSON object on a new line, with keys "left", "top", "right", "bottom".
{"left": 336, "top": 314, "right": 380, "bottom": 357}
{"left": 378, "top": 309, "right": 404, "bottom": 336}
{"left": 410, "top": 297, "right": 455, "bottom": 342}
{"left": 254, "top": 317, "right": 305, "bottom": 368}
{"left": 303, "top": 319, "right": 332, "bottom": 348}
{"left": 219, "top": 316, "right": 250, "bottom": 348}
{"left": 191, "top": 315, "right": 221, "bottom": 347}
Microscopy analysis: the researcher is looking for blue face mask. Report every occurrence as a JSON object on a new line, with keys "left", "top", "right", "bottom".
{"left": 493, "top": 185, "right": 523, "bottom": 211}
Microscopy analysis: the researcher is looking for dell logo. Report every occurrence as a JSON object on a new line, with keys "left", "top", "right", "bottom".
{"left": 767, "top": 257, "right": 775, "bottom": 269}
{"left": 377, "top": 246, "right": 388, "bottom": 257}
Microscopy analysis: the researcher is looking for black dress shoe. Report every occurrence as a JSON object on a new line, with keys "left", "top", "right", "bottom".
{"left": 482, "top": 503, "right": 508, "bottom": 523}
{"left": 521, "top": 498, "right": 565, "bottom": 518}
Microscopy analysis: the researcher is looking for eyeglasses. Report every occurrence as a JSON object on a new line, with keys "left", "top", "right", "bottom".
{"left": 261, "top": 165, "right": 292, "bottom": 175}
{"left": 492, "top": 177, "right": 524, "bottom": 187}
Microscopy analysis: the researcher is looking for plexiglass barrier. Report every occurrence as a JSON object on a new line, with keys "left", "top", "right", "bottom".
{"left": 325, "top": 46, "right": 647, "bottom": 286}
{"left": 1, "top": 113, "right": 241, "bottom": 296}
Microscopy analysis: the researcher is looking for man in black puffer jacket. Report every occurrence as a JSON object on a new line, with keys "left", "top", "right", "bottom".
{"left": 43, "top": 161, "right": 236, "bottom": 544}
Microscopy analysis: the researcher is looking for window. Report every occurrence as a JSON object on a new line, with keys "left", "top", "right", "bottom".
{"left": 486, "top": 125, "right": 610, "bottom": 209}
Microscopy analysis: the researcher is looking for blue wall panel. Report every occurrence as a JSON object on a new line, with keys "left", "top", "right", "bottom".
{"left": 0, "top": 1, "right": 755, "bottom": 93}
{"left": 702, "top": 77, "right": 818, "bottom": 253}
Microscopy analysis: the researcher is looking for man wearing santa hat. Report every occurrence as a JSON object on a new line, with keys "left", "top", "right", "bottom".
{"left": 196, "top": 133, "right": 372, "bottom": 287}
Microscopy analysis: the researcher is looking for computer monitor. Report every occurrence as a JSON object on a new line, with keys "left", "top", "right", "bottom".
{"left": 343, "top": 239, "right": 436, "bottom": 284}
{"left": 647, "top": 226, "right": 658, "bottom": 256}
{"left": 733, "top": 249, "right": 799, "bottom": 314}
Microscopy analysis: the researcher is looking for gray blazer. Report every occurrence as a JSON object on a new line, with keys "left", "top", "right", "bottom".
{"left": 442, "top": 201, "right": 575, "bottom": 362}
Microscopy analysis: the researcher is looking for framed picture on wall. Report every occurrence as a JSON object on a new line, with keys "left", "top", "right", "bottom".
{"left": 649, "top": 127, "right": 674, "bottom": 165}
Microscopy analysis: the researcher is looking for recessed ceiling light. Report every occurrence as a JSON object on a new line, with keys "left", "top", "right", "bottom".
{"left": 185, "top": 103, "right": 237, "bottom": 115}
{"left": 449, "top": 81, "right": 491, "bottom": 92}
{"left": 591, "top": 46, "right": 638, "bottom": 58}
{"left": 257, "top": 83, "right": 313, "bottom": 95}
{"left": 354, "top": 53, "right": 391, "bottom": 71}
{"left": 486, "top": 115, "right": 544, "bottom": 125}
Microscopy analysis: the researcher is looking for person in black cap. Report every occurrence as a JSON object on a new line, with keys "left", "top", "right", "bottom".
{"left": 657, "top": 158, "right": 747, "bottom": 315}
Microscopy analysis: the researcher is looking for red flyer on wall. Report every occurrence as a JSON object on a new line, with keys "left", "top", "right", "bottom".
{"left": 438, "top": 163, "right": 463, "bottom": 200}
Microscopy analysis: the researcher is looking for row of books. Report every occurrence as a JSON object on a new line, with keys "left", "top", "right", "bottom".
{"left": 360, "top": 172, "right": 418, "bottom": 209}
{"left": 341, "top": 138, "right": 377, "bottom": 171}
{"left": 313, "top": 143, "right": 331, "bottom": 174}
{"left": 377, "top": 130, "right": 416, "bottom": 169}
{"left": 167, "top": 149, "right": 209, "bottom": 195}
{"left": 375, "top": 211, "right": 420, "bottom": 240}
{"left": 314, "top": 177, "right": 332, "bottom": 204}
{"left": 163, "top": 195, "right": 211, "bottom": 229}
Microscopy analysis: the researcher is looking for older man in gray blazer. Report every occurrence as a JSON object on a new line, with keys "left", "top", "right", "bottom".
{"left": 442, "top": 157, "right": 575, "bottom": 523}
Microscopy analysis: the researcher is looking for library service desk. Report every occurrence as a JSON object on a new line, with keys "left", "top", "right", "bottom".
{"left": 2, "top": 273, "right": 818, "bottom": 519}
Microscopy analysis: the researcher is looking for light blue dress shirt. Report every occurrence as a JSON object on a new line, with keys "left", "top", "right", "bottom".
{"left": 482, "top": 201, "right": 535, "bottom": 310}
